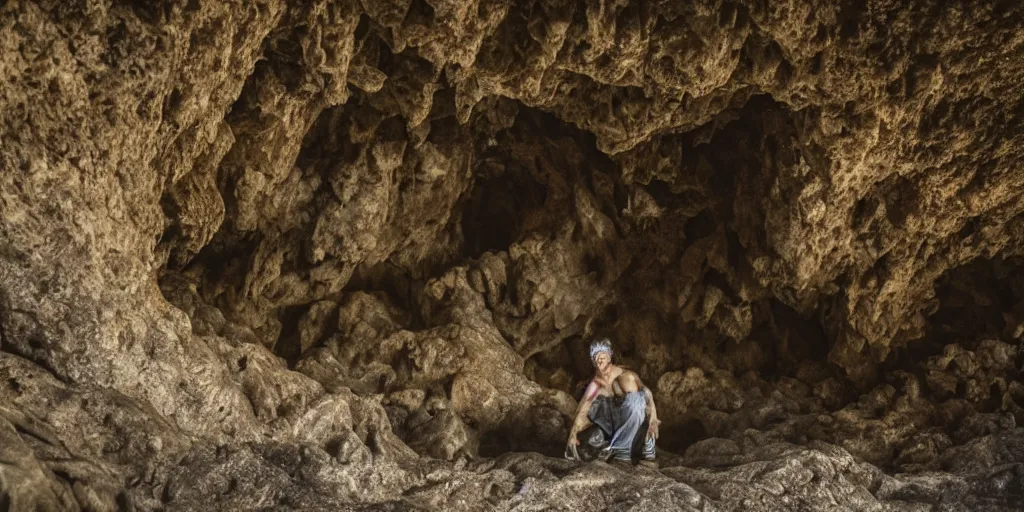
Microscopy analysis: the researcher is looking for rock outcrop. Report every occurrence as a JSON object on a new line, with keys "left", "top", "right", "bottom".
{"left": 2, "top": 0, "right": 1024, "bottom": 510}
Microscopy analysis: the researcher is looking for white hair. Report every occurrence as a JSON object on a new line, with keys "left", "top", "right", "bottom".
{"left": 589, "top": 338, "right": 613, "bottom": 361}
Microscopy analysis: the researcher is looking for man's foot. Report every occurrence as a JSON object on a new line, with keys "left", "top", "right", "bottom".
{"left": 637, "top": 459, "right": 658, "bottom": 469}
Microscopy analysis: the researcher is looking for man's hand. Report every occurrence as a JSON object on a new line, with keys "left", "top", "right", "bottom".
{"left": 565, "top": 431, "right": 581, "bottom": 460}
{"left": 565, "top": 436, "right": 581, "bottom": 460}
{"left": 647, "top": 418, "right": 661, "bottom": 440}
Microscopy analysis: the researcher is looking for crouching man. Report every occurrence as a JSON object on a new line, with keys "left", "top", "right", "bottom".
{"left": 565, "top": 338, "right": 660, "bottom": 463}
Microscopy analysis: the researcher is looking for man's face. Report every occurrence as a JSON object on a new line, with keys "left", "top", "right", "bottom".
{"left": 593, "top": 351, "right": 611, "bottom": 372}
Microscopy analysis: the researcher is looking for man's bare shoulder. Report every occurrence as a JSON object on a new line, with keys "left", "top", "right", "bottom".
{"left": 612, "top": 369, "right": 644, "bottom": 391}
{"left": 618, "top": 369, "right": 640, "bottom": 381}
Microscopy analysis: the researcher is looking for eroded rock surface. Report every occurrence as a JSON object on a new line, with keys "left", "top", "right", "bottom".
{"left": 2, "top": 0, "right": 1024, "bottom": 510}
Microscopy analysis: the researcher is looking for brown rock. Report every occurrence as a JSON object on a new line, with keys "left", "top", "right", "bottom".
{"left": 3, "top": 0, "right": 1024, "bottom": 509}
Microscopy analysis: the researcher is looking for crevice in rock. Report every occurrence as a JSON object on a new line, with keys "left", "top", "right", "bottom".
{"left": 272, "top": 304, "right": 309, "bottom": 365}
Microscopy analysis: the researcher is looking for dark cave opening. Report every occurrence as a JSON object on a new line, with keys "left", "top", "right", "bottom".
{"left": 460, "top": 160, "right": 548, "bottom": 258}
{"left": 150, "top": 84, "right": 932, "bottom": 465}
{"left": 883, "top": 255, "right": 1024, "bottom": 415}
{"left": 153, "top": 83, "right": 854, "bottom": 466}
{"left": 473, "top": 93, "right": 847, "bottom": 461}
{"left": 537, "top": 93, "right": 865, "bottom": 458}
{"left": 923, "top": 255, "right": 1024, "bottom": 352}
{"left": 460, "top": 106, "right": 618, "bottom": 260}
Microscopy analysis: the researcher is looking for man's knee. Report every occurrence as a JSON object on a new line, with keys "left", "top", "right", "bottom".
{"left": 623, "top": 400, "right": 646, "bottom": 422}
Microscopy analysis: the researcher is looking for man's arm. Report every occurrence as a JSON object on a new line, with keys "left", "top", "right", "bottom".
{"left": 639, "top": 378, "right": 660, "bottom": 439}
{"left": 567, "top": 381, "right": 600, "bottom": 445}
{"left": 642, "top": 386, "right": 658, "bottom": 418}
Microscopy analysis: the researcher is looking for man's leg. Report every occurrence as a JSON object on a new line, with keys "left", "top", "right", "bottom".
{"left": 604, "top": 392, "right": 646, "bottom": 461}
{"left": 579, "top": 424, "right": 610, "bottom": 460}
{"left": 642, "top": 432, "right": 656, "bottom": 460}
{"left": 567, "top": 397, "right": 614, "bottom": 461}
{"left": 631, "top": 417, "right": 656, "bottom": 460}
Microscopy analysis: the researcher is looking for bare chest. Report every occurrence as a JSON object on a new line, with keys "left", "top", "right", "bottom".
{"left": 594, "top": 372, "right": 638, "bottom": 397}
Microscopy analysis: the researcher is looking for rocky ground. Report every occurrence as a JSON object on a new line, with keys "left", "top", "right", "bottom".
{"left": 2, "top": 0, "right": 1024, "bottom": 510}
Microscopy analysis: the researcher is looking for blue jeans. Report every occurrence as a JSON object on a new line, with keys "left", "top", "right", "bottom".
{"left": 579, "top": 392, "right": 656, "bottom": 461}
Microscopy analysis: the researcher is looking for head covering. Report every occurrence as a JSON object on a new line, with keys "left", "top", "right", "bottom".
{"left": 589, "top": 338, "right": 613, "bottom": 361}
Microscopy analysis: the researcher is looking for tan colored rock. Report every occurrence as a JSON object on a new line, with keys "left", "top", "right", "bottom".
{"left": 3, "top": 0, "right": 1024, "bottom": 509}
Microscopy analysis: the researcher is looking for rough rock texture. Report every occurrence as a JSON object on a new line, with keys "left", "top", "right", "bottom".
{"left": 2, "top": 0, "right": 1024, "bottom": 510}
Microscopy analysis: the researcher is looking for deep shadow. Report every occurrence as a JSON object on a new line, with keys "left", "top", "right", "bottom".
{"left": 461, "top": 160, "right": 547, "bottom": 257}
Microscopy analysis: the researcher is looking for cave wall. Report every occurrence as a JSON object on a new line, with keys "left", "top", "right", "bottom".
{"left": 2, "top": 0, "right": 1024, "bottom": 509}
